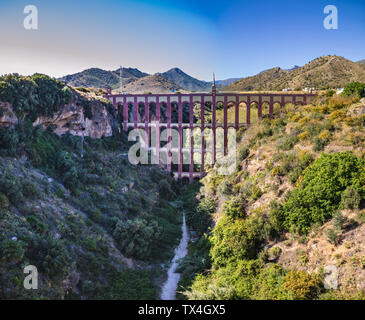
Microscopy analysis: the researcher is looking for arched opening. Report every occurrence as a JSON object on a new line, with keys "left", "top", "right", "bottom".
{"left": 128, "top": 102, "right": 134, "bottom": 122}
{"left": 262, "top": 102, "right": 270, "bottom": 119}
{"left": 215, "top": 101, "right": 225, "bottom": 124}
{"left": 273, "top": 102, "right": 282, "bottom": 117}
{"left": 191, "top": 127, "right": 203, "bottom": 172}
{"left": 138, "top": 102, "right": 145, "bottom": 122}
{"left": 160, "top": 102, "right": 167, "bottom": 123}
{"left": 117, "top": 103, "right": 124, "bottom": 123}
{"left": 182, "top": 101, "right": 190, "bottom": 123}
{"left": 204, "top": 101, "right": 213, "bottom": 124}
{"left": 171, "top": 102, "right": 178, "bottom": 123}
{"left": 149, "top": 102, "right": 157, "bottom": 122}
{"left": 226, "top": 101, "right": 236, "bottom": 124}
{"left": 250, "top": 102, "right": 259, "bottom": 123}
{"left": 239, "top": 102, "right": 247, "bottom": 124}
{"left": 284, "top": 102, "right": 295, "bottom": 114}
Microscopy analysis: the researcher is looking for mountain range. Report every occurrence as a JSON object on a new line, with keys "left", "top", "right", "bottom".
{"left": 60, "top": 67, "right": 213, "bottom": 93}
{"left": 223, "top": 56, "right": 365, "bottom": 91}
{"left": 59, "top": 67, "right": 148, "bottom": 89}
{"left": 59, "top": 56, "right": 365, "bottom": 93}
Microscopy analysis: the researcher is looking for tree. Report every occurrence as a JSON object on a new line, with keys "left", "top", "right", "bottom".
{"left": 342, "top": 82, "right": 365, "bottom": 98}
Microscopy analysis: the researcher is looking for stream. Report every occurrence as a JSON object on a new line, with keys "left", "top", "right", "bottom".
{"left": 160, "top": 213, "right": 189, "bottom": 300}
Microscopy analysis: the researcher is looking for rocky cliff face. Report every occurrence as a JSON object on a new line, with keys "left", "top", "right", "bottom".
{"left": 0, "top": 91, "right": 118, "bottom": 139}
{"left": 0, "top": 102, "right": 18, "bottom": 127}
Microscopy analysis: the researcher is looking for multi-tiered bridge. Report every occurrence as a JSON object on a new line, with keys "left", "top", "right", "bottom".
{"left": 105, "top": 85, "right": 315, "bottom": 182}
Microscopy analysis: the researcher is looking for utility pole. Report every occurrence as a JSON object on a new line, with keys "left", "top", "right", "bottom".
{"left": 120, "top": 65, "right": 123, "bottom": 94}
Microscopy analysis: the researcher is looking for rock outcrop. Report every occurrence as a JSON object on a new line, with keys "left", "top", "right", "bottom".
{"left": 0, "top": 92, "right": 118, "bottom": 139}
{"left": 34, "top": 100, "right": 116, "bottom": 139}
{"left": 0, "top": 102, "right": 18, "bottom": 127}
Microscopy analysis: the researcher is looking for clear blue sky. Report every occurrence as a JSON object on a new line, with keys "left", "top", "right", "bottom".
{"left": 0, "top": 0, "right": 364, "bottom": 80}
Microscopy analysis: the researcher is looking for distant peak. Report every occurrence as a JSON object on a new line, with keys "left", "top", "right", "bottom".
{"left": 166, "top": 67, "right": 184, "bottom": 74}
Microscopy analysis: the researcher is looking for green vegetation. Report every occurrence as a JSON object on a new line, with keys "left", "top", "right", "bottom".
{"left": 0, "top": 74, "right": 72, "bottom": 121}
{"left": 180, "top": 85, "right": 365, "bottom": 300}
{"left": 281, "top": 152, "right": 364, "bottom": 234}
{"left": 0, "top": 74, "right": 182, "bottom": 299}
{"left": 0, "top": 123, "right": 181, "bottom": 299}
{"left": 1, "top": 73, "right": 364, "bottom": 300}
{"left": 342, "top": 81, "right": 365, "bottom": 98}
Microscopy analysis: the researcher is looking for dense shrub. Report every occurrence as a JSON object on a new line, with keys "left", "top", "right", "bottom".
{"left": 54, "top": 151, "right": 80, "bottom": 191}
{"left": 327, "top": 228, "right": 340, "bottom": 245}
{"left": 328, "top": 94, "right": 358, "bottom": 110}
{"left": 21, "top": 180, "right": 39, "bottom": 199}
{"left": 342, "top": 82, "right": 365, "bottom": 98}
{"left": 0, "top": 171, "right": 24, "bottom": 204}
{"left": 209, "top": 214, "right": 270, "bottom": 267}
{"left": 333, "top": 210, "right": 345, "bottom": 230}
{"left": 159, "top": 179, "right": 177, "bottom": 201}
{"left": 312, "top": 137, "right": 327, "bottom": 151}
{"left": 237, "top": 146, "right": 250, "bottom": 163}
{"left": 113, "top": 218, "right": 161, "bottom": 259}
{"left": 277, "top": 135, "right": 299, "bottom": 151}
{"left": 340, "top": 185, "right": 361, "bottom": 210}
{"left": 222, "top": 196, "right": 246, "bottom": 219}
{"left": 26, "top": 215, "right": 48, "bottom": 234}
{"left": 0, "top": 192, "right": 9, "bottom": 210}
{"left": 186, "top": 196, "right": 216, "bottom": 236}
{"left": 218, "top": 179, "right": 233, "bottom": 196}
{"left": 249, "top": 185, "right": 263, "bottom": 200}
{"left": 281, "top": 152, "right": 365, "bottom": 233}
{"left": 0, "top": 239, "right": 25, "bottom": 263}
{"left": 0, "top": 73, "right": 72, "bottom": 120}
{"left": 26, "top": 236, "right": 72, "bottom": 278}
{"left": 106, "top": 270, "right": 156, "bottom": 300}
{"left": 282, "top": 270, "right": 322, "bottom": 299}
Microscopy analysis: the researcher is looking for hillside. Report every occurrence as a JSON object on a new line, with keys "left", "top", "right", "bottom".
{"left": 358, "top": 60, "right": 365, "bottom": 66}
{"left": 0, "top": 74, "right": 182, "bottom": 299}
{"left": 60, "top": 67, "right": 148, "bottom": 90}
{"left": 224, "top": 56, "right": 365, "bottom": 91}
{"left": 119, "top": 74, "right": 185, "bottom": 94}
{"left": 60, "top": 67, "right": 213, "bottom": 93}
{"left": 177, "top": 91, "right": 365, "bottom": 300}
{"left": 162, "top": 68, "right": 211, "bottom": 92}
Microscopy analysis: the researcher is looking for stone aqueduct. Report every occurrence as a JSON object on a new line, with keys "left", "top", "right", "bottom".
{"left": 105, "top": 88, "right": 316, "bottom": 182}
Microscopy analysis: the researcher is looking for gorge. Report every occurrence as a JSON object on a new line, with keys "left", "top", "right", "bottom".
{"left": 0, "top": 73, "right": 364, "bottom": 300}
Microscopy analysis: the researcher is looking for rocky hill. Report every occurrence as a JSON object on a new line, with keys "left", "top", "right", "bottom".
{"left": 119, "top": 73, "right": 185, "bottom": 94}
{"left": 60, "top": 67, "right": 148, "bottom": 90}
{"left": 162, "top": 68, "right": 211, "bottom": 92}
{"left": 224, "top": 56, "right": 365, "bottom": 91}
{"left": 61, "top": 67, "right": 213, "bottom": 93}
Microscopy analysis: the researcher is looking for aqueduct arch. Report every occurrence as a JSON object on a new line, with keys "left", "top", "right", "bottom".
{"left": 106, "top": 89, "right": 315, "bottom": 181}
